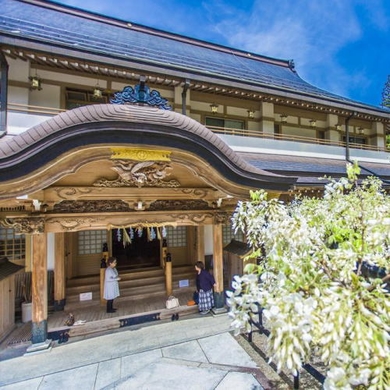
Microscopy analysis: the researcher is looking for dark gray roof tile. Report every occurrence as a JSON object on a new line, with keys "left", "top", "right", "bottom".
{"left": 0, "top": 0, "right": 382, "bottom": 109}
{"left": 240, "top": 152, "right": 390, "bottom": 180}
{"left": 223, "top": 239, "right": 252, "bottom": 257}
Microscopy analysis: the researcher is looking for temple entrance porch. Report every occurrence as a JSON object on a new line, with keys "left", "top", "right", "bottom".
{"left": 1, "top": 288, "right": 198, "bottom": 349}
{"left": 64, "top": 264, "right": 197, "bottom": 313}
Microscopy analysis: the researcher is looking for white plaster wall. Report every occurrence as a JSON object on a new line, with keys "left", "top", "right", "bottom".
{"left": 281, "top": 115, "right": 299, "bottom": 125}
{"left": 7, "top": 112, "right": 52, "bottom": 135}
{"left": 261, "top": 120, "right": 274, "bottom": 133}
{"left": 247, "top": 120, "right": 260, "bottom": 131}
{"left": 204, "top": 224, "right": 213, "bottom": 256}
{"left": 226, "top": 106, "right": 247, "bottom": 117}
{"left": 192, "top": 100, "right": 222, "bottom": 115}
{"left": 283, "top": 127, "right": 317, "bottom": 137}
{"left": 47, "top": 233, "right": 55, "bottom": 271}
{"left": 37, "top": 69, "right": 105, "bottom": 88}
{"left": 29, "top": 84, "right": 60, "bottom": 109}
{"left": 8, "top": 86, "right": 28, "bottom": 105}
{"left": 261, "top": 101, "right": 274, "bottom": 117}
{"left": 190, "top": 113, "right": 201, "bottom": 122}
{"left": 174, "top": 85, "right": 189, "bottom": 104}
{"left": 7, "top": 57, "right": 29, "bottom": 81}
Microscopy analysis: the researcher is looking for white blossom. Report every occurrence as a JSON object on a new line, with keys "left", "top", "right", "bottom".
{"left": 229, "top": 164, "right": 390, "bottom": 389}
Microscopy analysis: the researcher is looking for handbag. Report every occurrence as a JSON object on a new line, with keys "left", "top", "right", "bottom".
{"left": 166, "top": 295, "right": 179, "bottom": 309}
{"left": 193, "top": 291, "right": 199, "bottom": 304}
{"left": 64, "top": 313, "right": 75, "bottom": 326}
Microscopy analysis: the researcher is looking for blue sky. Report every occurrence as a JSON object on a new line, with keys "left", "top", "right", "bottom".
{"left": 53, "top": 0, "right": 390, "bottom": 108}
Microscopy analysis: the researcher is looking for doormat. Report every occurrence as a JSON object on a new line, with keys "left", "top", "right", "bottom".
{"left": 119, "top": 312, "right": 161, "bottom": 328}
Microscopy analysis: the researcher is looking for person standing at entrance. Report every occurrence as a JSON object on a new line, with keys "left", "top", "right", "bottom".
{"left": 104, "top": 257, "right": 121, "bottom": 313}
{"left": 195, "top": 261, "right": 217, "bottom": 315}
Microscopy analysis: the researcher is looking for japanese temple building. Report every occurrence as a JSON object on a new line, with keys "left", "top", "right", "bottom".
{"left": 0, "top": 0, "right": 389, "bottom": 346}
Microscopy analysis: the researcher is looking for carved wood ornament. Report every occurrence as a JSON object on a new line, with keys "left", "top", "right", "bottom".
{"left": 93, "top": 148, "right": 180, "bottom": 188}
{"left": 0, "top": 217, "right": 45, "bottom": 234}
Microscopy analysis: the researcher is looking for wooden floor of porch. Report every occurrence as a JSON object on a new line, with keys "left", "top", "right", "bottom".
{"left": 1, "top": 289, "right": 199, "bottom": 349}
{"left": 48, "top": 288, "right": 197, "bottom": 333}
{"left": 2, "top": 265, "right": 205, "bottom": 348}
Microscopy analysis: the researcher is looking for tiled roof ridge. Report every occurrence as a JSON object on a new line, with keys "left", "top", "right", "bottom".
{"left": 19, "top": 0, "right": 292, "bottom": 69}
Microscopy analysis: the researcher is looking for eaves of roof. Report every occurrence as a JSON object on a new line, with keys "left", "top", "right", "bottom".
{"left": 0, "top": 105, "right": 298, "bottom": 198}
{"left": 223, "top": 240, "right": 252, "bottom": 257}
{"left": 239, "top": 152, "right": 390, "bottom": 185}
{"left": 0, "top": 257, "right": 24, "bottom": 282}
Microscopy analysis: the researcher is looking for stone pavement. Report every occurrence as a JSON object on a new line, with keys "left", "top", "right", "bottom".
{"left": 0, "top": 313, "right": 272, "bottom": 390}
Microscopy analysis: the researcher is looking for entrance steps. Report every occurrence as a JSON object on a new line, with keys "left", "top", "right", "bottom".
{"left": 64, "top": 265, "right": 196, "bottom": 311}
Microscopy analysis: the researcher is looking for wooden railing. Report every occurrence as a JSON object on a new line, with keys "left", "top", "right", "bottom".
{"left": 8, "top": 103, "right": 66, "bottom": 116}
{"left": 7, "top": 103, "right": 388, "bottom": 153}
{"left": 209, "top": 125, "right": 389, "bottom": 153}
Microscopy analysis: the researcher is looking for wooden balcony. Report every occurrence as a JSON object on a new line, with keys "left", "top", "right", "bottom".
{"left": 209, "top": 125, "right": 388, "bottom": 153}
{"left": 6, "top": 103, "right": 389, "bottom": 154}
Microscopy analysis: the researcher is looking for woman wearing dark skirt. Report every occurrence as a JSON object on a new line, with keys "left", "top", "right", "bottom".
{"left": 195, "top": 261, "right": 217, "bottom": 315}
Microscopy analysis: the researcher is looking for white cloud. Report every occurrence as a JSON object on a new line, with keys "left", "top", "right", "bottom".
{"left": 210, "top": 1, "right": 365, "bottom": 98}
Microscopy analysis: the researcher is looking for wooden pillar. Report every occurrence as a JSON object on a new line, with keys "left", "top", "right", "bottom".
{"left": 213, "top": 224, "right": 223, "bottom": 292}
{"left": 30, "top": 233, "right": 51, "bottom": 347}
{"left": 165, "top": 253, "right": 172, "bottom": 296}
{"left": 54, "top": 232, "right": 66, "bottom": 311}
{"left": 196, "top": 226, "right": 205, "bottom": 264}
{"left": 212, "top": 223, "right": 226, "bottom": 311}
{"left": 100, "top": 251, "right": 109, "bottom": 305}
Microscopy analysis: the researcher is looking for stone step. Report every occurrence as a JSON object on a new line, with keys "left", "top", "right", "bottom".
{"left": 66, "top": 267, "right": 164, "bottom": 287}
{"left": 66, "top": 274, "right": 195, "bottom": 297}
{"left": 64, "top": 265, "right": 196, "bottom": 311}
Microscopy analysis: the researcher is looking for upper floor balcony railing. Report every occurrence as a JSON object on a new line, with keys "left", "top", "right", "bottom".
{"left": 8, "top": 102, "right": 66, "bottom": 116}
{"left": 6, "top": 103, "right": 389, "bottom": 154}
{"left": 209, "top": 125, "right": 389, "bottom": 153}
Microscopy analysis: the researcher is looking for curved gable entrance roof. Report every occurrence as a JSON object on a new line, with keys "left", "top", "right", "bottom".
{"left": 0, "top": 105, "right": 296, "bottom": 199}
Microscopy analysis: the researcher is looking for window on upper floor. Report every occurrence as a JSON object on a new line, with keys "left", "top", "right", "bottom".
{"left": 205, "top": 117, "right": 244, "bottom": 131}
{"left": 342, "top": 136, "right": 366, "bottom": 145}
{"left": 65, "top": 88, "right": 109, "bottom": 109}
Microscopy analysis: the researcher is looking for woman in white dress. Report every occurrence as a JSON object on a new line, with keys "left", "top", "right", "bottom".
{"left": 104, "top": 257, "right": 121, "bottom": 313}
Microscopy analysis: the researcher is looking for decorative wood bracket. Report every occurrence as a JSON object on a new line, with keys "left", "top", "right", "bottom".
{"left": 110, "top": 78, "right": 171, "bottom": 110}
{"left": 0, "top": 217, "right": 45, "bottom": 234}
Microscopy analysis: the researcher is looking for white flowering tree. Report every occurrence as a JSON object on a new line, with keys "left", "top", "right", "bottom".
{"left": 227, "top": 162, "right": 390, "bottom": 389}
